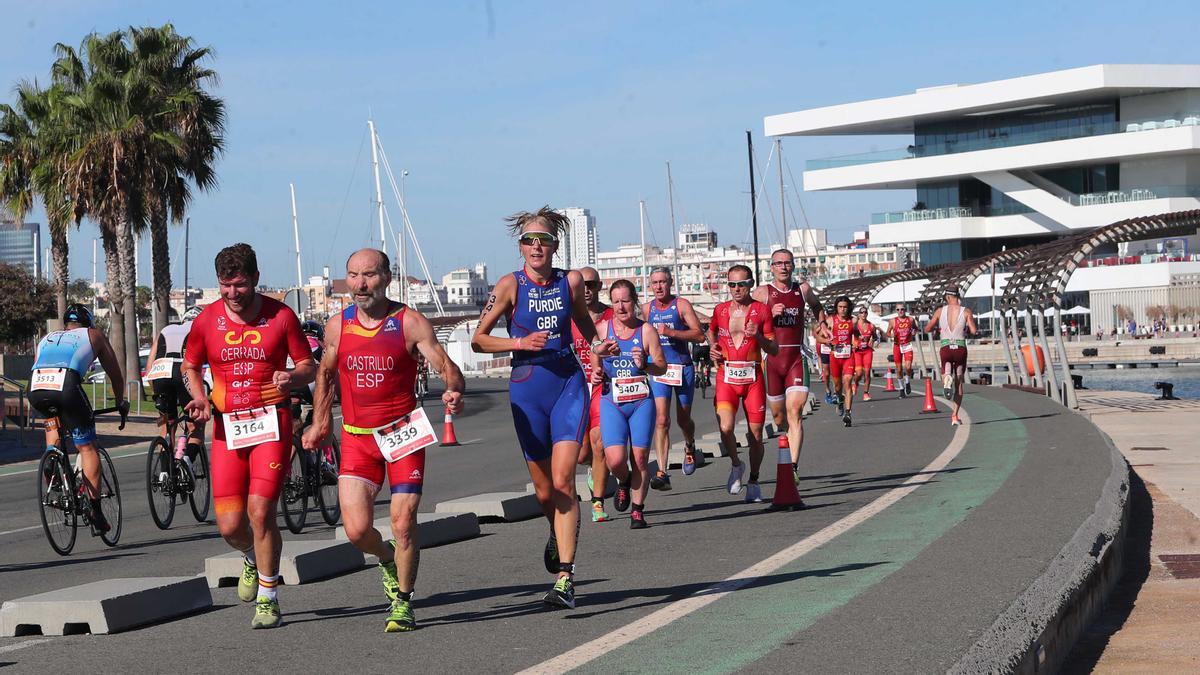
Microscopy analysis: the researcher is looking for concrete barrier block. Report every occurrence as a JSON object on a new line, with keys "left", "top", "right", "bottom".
{"left": 335, "top": 512, "right": 480, "bottom": 554}
{"left": 1, "top": 577, "right": 211, "bottom": 636}
{"left": 435, "top": 491, "right": 542, "bottom": 522}
{"left": 205, "top": 540, "right": 365, "bottom": 588}
{"left": 526, "top": 473, "right": 617, "bottom": 499}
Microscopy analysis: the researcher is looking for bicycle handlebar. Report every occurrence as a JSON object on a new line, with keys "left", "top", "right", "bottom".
{"left": 94, "top": 401, "right": 130, "bottom": 431}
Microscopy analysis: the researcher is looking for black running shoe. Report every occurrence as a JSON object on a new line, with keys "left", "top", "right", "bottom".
{"left": 630, "top": 510, "right": 649, "bottom": 530}
{"left": 543, "top": 534, "right": 558, "bottom": 574}
{"left": 843, "top": 411, "right": 852, "bottom": 428}
{"left": 543, "top": 576, "right": 575, "bottom": 609}
{"left": 614, "top": 483, "right": 631, "bottom": 512}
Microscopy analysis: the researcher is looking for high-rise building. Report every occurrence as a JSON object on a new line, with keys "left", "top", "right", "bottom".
{"left": 0, "top": 220, "right": 40, "bottom": 277}
{"left": 554, "top": 207, "right": 597, "bottom": 269}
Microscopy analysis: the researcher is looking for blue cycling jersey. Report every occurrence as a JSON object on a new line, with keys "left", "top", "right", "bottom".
{"left": 33, "top": 328, "right": 95, "bottom": 377}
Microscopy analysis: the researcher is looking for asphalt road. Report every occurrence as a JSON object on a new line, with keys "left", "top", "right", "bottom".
{"left": 0, "top": 378, "right": 1113, "bottom": 673}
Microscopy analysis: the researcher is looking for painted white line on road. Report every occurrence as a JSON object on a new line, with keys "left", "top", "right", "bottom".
{"left": 0, "top": 639, "right": 51, "bottom": 654}
{"left": 0, "top": 524, "right": 43, "bottom": 537}
{"left": 520, "top": 400, "right": 972, "bottom": 674}
{"left": 0, "top": 445, "right": 146, "bottom": 479}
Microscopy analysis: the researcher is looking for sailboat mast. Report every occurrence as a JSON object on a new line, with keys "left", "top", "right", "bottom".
{"left": 747, "top": 131, "right": 760, "bottom": 282}
{"left": 368, "top": 119, "right": 386, "bottom": 255}
{"left": 777, "top": 139, "right": 786, "bottom": 235}
{"left": 666, "top": 161, "right": 679, "bottom": 292}
{"left": 290, "top": 183, "right": 304, "bottom": 317}
{"left": 639, "top": 200, "right": 648, "bottom": 296}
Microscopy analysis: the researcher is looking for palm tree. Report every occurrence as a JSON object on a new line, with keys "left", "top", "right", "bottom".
{"left": 0, "top": 82, "right": 74, "bottom": 321}
{"left": 126, "top": 24, "right": 225, "bottom": 335}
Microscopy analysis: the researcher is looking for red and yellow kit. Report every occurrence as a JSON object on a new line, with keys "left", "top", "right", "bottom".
{"left": 712, "top": 300, "right": 774, "bottom": 424}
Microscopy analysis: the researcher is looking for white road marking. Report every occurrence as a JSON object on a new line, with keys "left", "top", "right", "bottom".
{"left": 520, "top": 400, "right": 971, "bottom": 674}
{"left": 0, "top": 445, "right": 145, "bottom": 479}
{"left": 0, "top": 639, "right": 51, "bottom": 654}
{"left": 0, "top": 524, "right": 43, "bottom": 537}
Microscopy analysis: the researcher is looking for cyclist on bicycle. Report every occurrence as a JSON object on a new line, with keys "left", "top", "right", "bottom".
{"left": 289, "top": 320, "right": 325, "bottom": 438}
{"left": 29, "top": 304, "right": 128, "bottom": 534}
{"left": 147, "top": 305, "right": 206, "bottom": 460}
{"left": 691, "top": 338, "right": 712, "bottom": 388}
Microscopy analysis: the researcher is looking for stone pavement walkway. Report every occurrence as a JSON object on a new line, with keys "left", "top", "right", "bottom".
{"left": 1064, "top": 390, "right": 1200, "bottom": 673}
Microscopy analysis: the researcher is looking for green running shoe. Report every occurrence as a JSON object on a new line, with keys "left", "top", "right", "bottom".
{"left": 238, "top": 559, "right": 258, "bottom": 603}
{"left": 380, "top": 540, "right": 400, "bottom": 602}
{"left": 543, "top": 575, "right": 575, "bottom": 609}
{"left": 251, "top": 597, "right": 281, "bottom": 629}
{"left": 384, "top": 598, "right": 416, "bottom": 632}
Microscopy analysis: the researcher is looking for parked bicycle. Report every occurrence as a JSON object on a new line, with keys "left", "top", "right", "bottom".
{"left": 145, "top": 412, "right": 211, "bottom": 529}
{"left": 279, "top": 409, "right": 341, "bottom": 533}
{"left": 37, "top": 406, "right": 127, "bottom": 556}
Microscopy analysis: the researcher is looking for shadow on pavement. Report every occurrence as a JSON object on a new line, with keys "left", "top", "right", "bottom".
{"left": 0, "top": 551, "right": 144, "bottom": 574}
{"left": 654, "top": 499, "right": 844, "bottom": 527}
{"left": 819, "top": 466, "right": 973, "bottom": 487}
{"left": 1060, "top": 471, "right": 1153, "bottom": 673}
{"left": 114, "top": 529, "right": 224, "bottom": 552}
{"left": 971, "top": 412, "right": 1060, "bottom": 425}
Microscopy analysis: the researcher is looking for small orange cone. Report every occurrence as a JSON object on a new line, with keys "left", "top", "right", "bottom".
{"left": 885, "top": 368, "right": 897, "bottom": 392}
{"left": 920, "top": 378, "right": 938, "bottom": 413}
{"left": 440, "top": 411, "right": 461, "bottom": 446}
{"left": 768, "top": 436, "right": 803, "bottom": 511}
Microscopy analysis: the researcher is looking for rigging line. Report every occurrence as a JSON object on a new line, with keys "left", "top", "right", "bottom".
{"left": 783, "top": 152, "right": 811, "bottom": 229}
{"left": 753, "top": 146, "right": 784, "bottom": 245}
{"left": 376, "top": 135, "right": 446, "bottom": 317}
{"left": 742, "top": 141, "right": 780, "bottom": 247}
{"left": 326, "top": 126, "right": 369, "bottom": 268}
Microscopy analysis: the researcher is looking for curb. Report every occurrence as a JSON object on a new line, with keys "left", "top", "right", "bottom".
{"left": 950, "top": 406, "right": 1131, "bottom": 674}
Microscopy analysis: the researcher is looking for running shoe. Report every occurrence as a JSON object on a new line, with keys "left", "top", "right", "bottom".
{"left": 824, "top": 391, "right": 834, "bottom": 405}
{"left": 862, "top": 392, "right": 872, "bottom": 402}
{"left": 586, "top": 467, "right": 594, "bottom": 495}
{"left": 238, "top": 558, "right": 259, "bottom": 602}
{"left": 543, "top": 575, "right": 576, "bottom": 609}
{"left": 591, "top": 500, "right": 610, "bottom": 523}
{"left": 614, "top": 483, "right": 631, "bottom": 512}
{"left": 745, "top": 482, "right": 763, "bottom": 504}
{"left": 943, "top": 372, "right": 953, "bottom": 400}
{"left": 543, "top": 534, "right": 559, "bottom": 574}
{"left": 836, "top": 399, "right": 844, "bottom": 417}
{"left": 380, "top": 540, "right": 400, "bottom": 602}
{"left": 899, "top": 388, "right": 907, "bottom": 399}
{"left": 727, "top": 462, "right": 746, "bottom": 495}
{"left": 629, "top": 509, "right": 649, "bottom": 530}
{"left": 843, "top": 411, "right": 852, "bottom": 428}
{"left": 384, "top": 598, "right": 416, "bottom": 632}
{"left": 682, "top": 446, "right": 697, "bottom": 476}
{"left": 905, "top": 381, "right": 913, "bottom": 396}
{"left": 693, "top": 445, "right": 707, "bottom": 469}
{"left": 951, "top": 415, "right": 962, "bottom": 426}
{"left": 653, "top": 471, "right": 672, "bottom": 491}
{"left": 251, "top": 597, "right": 281, "bottom": 629}
{"left": 87, "top": 502, "right": 111, "bottom": 536}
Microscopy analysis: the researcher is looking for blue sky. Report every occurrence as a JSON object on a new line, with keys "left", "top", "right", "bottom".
{"left": 3, "top": 0, "right": 1198, "bottom": 287}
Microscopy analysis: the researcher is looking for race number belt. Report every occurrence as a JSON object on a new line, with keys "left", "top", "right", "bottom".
{"left": 833, "top": 345, "right": 852, "bottom": 359}
{"left": 222, "top": 405, "right": 280, "bottom": 450}
{"left": 31, "top": 368, "right": 67, "bottom": 392}
{"left": 144, "top": 357, "right": 178, "bottom": 381}
{"left": 371, "top": 408, "right": 438, "bottom": 462}
{"left": 899, "top": 342, "right": 914, "bottom": 354}
{"left": 723, "top": 361, "right": 756, "bottom": 385}
{"left": 940, "top": 339, "right": 967, "bottom": 348}
{"left": 818, "top": 343, "right": 831, "bottom": 355}
{"left": 612, "top": 375, "right": 650, "bottom": 404}
{"left": 653, "top": 364, "right": 684, "bottom": 387}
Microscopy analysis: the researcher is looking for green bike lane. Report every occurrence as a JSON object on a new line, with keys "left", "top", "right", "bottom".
{"left": 548, "top": 387, "right": 1109, "bottom": 673}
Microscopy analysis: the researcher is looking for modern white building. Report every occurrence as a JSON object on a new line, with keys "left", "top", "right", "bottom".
{"left": 768, "top": 64, "right": 1200, "bottom": 264}
{"left": 441, "top": 263, "right": 489, "bottom": 307}
{"left": 768, "top": 64, "right": 1200, "bottom": 329}
{"left": 552, "top": 207, "right": 597, "bottom": 269}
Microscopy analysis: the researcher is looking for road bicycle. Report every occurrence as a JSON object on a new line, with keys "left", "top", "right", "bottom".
{"left": 145, "top": 412, "right": 211, "bottom": 529}
{"left": 279, "top": 408, "right": 341, "bottom": 533}
{"left": 697, "top": 360, "right": 713, "bottom": 399}
{"left": 414, "top": 371, "right": 429, "bottom": 407}
{"left": 37, "top": 406, "right": 127, "bottom": 556}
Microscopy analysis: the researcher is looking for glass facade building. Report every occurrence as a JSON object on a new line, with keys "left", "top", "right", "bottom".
{"left": 0, "top": 222, "right": 39, "bottom": 276}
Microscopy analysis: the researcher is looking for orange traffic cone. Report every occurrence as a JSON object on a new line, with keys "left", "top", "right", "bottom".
{"left": 440, "top": 412, "right": 460, "bottom": 446}
{"left": 920, "top": 378, "right": 938, "bottom": 413}
{"left": 885, "top": 368, "right": 897, "bottom": 392}
{"left": 768, "top": 436, "right": 803, "bottom": 511}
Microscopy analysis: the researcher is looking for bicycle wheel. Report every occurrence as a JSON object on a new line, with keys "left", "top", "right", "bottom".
{"left": 97, "top": 447, "right": 123, "bottom": 546}
{"left": 38, "top": 449, "right": 77, "bottom": 556}
{"left": 146, "top": 437, "right": 176, "bottom": 529}
{"left": 316, "top": 437, "right": 341, "bottom": 526}
{"left": 188, "top": 441, "right": 211, "bottom": 523}
{"left": 279, "top": 441, "right": 309, "bottom": 534}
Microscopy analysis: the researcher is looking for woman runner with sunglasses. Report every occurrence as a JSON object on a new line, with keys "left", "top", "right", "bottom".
{"left": 472, "top": 207, "right": 616, "bottom": 609}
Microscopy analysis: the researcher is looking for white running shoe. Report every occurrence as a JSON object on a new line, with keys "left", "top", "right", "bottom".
{"left": 942, "top": 372, "right": 953, "bottom": 399}
{"left": 745, "top": 482, "right": 763, "bottom": 503}
{"left": 727, "top": 463, "right": 746, "bottom": 495}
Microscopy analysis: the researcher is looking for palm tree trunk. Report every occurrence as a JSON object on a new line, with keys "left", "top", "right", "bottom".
{"left": 101, "top": 230, "right": 126, "bottom": 381}
{"left": 150, "top": 207, "right": 171, "bottom": 334}
{"left": 49, "top": 219, "right": 69, "bottom": 323}
{"left": 117, "top": 218, "right": 140, "bottom": 391}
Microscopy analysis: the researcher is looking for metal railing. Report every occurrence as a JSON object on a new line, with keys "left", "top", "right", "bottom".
{"left": 0, "top": 374, "right": 31, "bottom": 431}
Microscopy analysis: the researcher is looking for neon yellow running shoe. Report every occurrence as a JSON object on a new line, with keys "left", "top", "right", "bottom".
{"left": 237, "top": 559, "right": 258, "bottom": 603}
{"left": 385, "top": 598, "right": 416, "bottom": 632}
{"left": 251, "top": 597, "right": 281, "bottom": 629}
{"left": 380, "top": 539, "right": 400, "bottom": 602}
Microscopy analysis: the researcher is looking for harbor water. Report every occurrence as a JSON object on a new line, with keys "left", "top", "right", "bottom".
{"left": 1071, "top": 364, "right": 1200, "bottom": 399}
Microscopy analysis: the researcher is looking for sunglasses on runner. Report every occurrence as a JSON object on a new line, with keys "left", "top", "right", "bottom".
{"left": 771, "top": 260, "right": 793, "bottom": 267}
{"left": 583, "top": 279, "right": 602, "bottom": 290}
{"left": 727, "top": 280, "right": 753, "bottom": 288}
{"left": 519, "top": 232, "right": 558, "bottom": 245}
